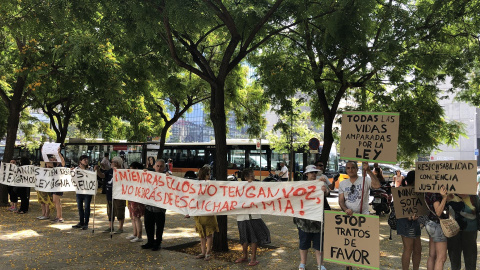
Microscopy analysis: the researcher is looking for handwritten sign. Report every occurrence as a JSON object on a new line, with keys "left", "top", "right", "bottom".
{"left": 391, "top": 186, "right": 429, "bottom": 219}
{"left": 71, "top": 169, "right": 97, "bottom": 195}
{"left": 324, "top": 211, "right": 379, "bottom": 269}
{"left": 415, "top": 160, "right": 477, "bottom": 194}
{"left": 42, "top": 143, "right": 61, "bottom": 162}
{"left": 340, "top": 112, "right": 399, "bottom": 164}
{"left": 112, "top": 169, "right": 325, "bottom": 221}
{"left": 35, "top": 167, "right": 75, "bottom": 192}
{"left": 0, "top": 162, "right": 18, "bottom": 186}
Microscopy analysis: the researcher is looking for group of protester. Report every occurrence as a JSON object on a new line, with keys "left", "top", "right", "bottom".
{"left": 5, "top": 153, "right": 480, "bottom": 270}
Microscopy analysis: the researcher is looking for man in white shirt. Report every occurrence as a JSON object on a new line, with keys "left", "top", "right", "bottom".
{"left": 338, "top": 161, "right": 380, "bottom": 215}
{"left": 278, "top": 161, "right": 289, "bottom": 181}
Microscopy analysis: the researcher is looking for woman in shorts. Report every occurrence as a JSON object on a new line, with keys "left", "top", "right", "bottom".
{"left": 396, "top": 171, "right": 422, "bottom": 270}
{"left": 425, "top": 186, "right": 448, "bottom": 270}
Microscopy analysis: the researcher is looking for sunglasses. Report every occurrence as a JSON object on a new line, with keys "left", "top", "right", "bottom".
{"left": 350, "top": 184, "right": 356, "bottom": 193}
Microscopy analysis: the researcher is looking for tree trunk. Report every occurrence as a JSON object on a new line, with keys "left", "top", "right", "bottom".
{"left": 321, "top": 112, "right": 335, "bottom": 170}
{"left": 0, "top": 107, "right": 21, "bottom": 206}
{"left": 210, "top": 81, "right": 229, "bottom": 252}
{"left": 157, "top": 122, "right": 172, "bottom": 160}
{"left": 56, "top": 114, "right": 71, "bottom": 144}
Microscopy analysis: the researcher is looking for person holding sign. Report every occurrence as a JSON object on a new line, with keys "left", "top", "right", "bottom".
{"left": 234, "top": 168, "right": 271, "bottom": 267}
{"left": 72, "top": 155, "right": 94, "bottom": 230}
{"left": 125, "top": 162, "right": 145, "bottom": 243}
{"left": 294, "top": 165, "right": 329, "bottom": 270}
{"left": 396, "top": 171, "right": 422, "bottom": 270}
{"left": 338, "top": 161, "right": 381, "bottom": 216}
{"left": 445, "top": 193, "right": 479, "bottom": 270}
{"left": 424, "top": 186, "right": 448, "bottom": 270}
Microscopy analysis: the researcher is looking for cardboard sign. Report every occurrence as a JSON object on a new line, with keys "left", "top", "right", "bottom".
{"left": 42, "top": 143, "right": 61, "bottom": 162}
{"left": 340, "top": 112, "right": 399, "bottom": 164}
{"left": 0, "top": 162, "right": 18, "bottom": 186}
{"left": 392, "top": 186, "right": 429, "bottom": 219}
{"left": 324, "top": 211, "right": 380, "bottom": 269}
{"left": 112, "top": 169, "right": 325, "bottom": 221}
{"left": 71, "top": 169, "right": 97, "bottom": 195}
{"left": 415, "top": 160, "right": 477, "bottom": 194}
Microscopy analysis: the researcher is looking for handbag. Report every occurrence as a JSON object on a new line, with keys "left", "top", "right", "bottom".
{"left": 438, "top": 212, "right": 460, "bottom": 238}
{"left": 426, "top": 198, "right": 460, "bottom": 238}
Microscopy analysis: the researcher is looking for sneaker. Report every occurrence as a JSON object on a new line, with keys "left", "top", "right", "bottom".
{"left": 113, "top": 229, "right": 123, "bottom": 234}
{"left": 141, "top": 243, "right": 154, "bottom": 249}
{"left": 103, "top": 227, "right": 113, "bottom": 233}
{"left": 52, "top": 218, "right": 64, "bottom": 223}
{"left": 319, "top": 266, "right": 327, "bottom": 270}
{"left": 130, "top": 237, "right": 143, "bottom": 243}
{"left": 125, "top": 235, "right": 136, "bottom": 240}
{"left": 82, "top": 225, "right": 88, "bottom": 230}
{"left": 36, "top": 215, "right": 44, "bottom": 219}
{"left": 72, "top": 224, "right": 83, "bottom": 229}
{"left": 38, "top": 216, "right": 50, "bottom": 220}
{"left": 9, "top": 207, "right": 18, "bottom": 212}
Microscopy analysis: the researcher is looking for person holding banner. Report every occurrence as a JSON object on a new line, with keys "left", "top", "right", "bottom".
{"left": 48, "top": 150, "right": 66, "bottom": 223}
{"left": 338, "top": 161, "right": 380, "bottom": 216}
{"left": 125, "top": 162, "right": 145, "bottom": 243}
{"left": 142, "top": 159, "right": 168, "bottom": 251}
{"left": 36, "top": 159, "right": 54, "bottom": 220}
{"left": 294, "top": 165, "right": 329, "bottom": 270}
{"left": 234, "top": 168, "right": 271, "bottom": 267}
{"left": 7, "top": 159, "right": 19, "bottom": 212}
{"left": 188, "top": 166, "right": 219, "bottom": 261}
{"left": 72, "top": 155, "right": 94, "bottom": 230}
{"left": 98, "top": 156, "right": 126, "bottom": 233}
{"left": 424, "top": 186, "right": 448, "bottom": 270}
{"left": 396, "top": 171, "right": 422, "bottom": 270}
{"left": 16, "top": 157, "right": 32, "bottom": 214}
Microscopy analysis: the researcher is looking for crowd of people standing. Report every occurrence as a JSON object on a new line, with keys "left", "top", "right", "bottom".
{"left": 4, "top": 155, "right": 480, "bottom": 270}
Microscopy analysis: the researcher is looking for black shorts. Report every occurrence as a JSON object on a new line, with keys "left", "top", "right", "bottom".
{"left": 53, "top": 192, "right": 64, "bottom": 196}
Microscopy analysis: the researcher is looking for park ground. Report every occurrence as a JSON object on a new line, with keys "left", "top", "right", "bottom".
{"left": 0, "top": 191, "right": 477, "bottom": 269}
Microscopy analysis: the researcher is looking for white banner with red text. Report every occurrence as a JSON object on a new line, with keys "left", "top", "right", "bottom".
{"left": 112, "top": 169, "right": 325, "bottom": 221}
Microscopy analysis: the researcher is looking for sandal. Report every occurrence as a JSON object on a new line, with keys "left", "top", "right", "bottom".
{"left": 248, "top": 261, "right": 259, "bottom": 266}
{"left": 235, "top": 257, "right": 249, "bottom": 263}
{"left": 17, "top": 211, "right": 27, "bottom": 214}
{"left": 204, "top": 254, "right": 212, "bottom": 261}
{"left": 299, "top": 263, "right": 306, "bottom": 270}
{"left": 195, "top": 254, "right": 205, "bottom": 259}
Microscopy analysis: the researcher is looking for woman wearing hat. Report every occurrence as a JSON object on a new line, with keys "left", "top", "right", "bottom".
{"left": 294, "top": 165, "right": 329, "bottom": 270}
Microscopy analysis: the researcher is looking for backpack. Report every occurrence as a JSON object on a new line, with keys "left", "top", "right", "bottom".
{"left": 387, "top": 204, "right": 397, "bottom": 230}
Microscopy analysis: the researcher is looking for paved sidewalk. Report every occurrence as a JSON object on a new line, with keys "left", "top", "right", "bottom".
{"left": 0, "top": 191, "right": 473, "bottom": 269}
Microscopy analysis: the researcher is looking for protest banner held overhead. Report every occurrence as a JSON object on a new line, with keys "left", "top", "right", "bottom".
{"left": 340, "top": 111, "right": 400, "bottom": 164}
{"left": 324, "top": 210, "right": 380, "bottom": 269}
{"left": 41, "top": 142, "right": 62, "bottom": 163}
{"left": 415, "top": 160, "right": 477, "bottom": 194}
{"left": 391, "top": 186, "right": 429, "bottom": 219}
{"left": 112, "top": 169, "right": 325, "bottom": 220}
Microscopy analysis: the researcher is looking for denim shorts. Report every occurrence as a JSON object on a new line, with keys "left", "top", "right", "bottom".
{"left": 298, "top": 229, "right": 321, "bottom": 250}
{"left": 396, "top": 218, "right": 421, "bottom": 238}
{"left": 425, "top": 220, "right": 447, "bottom": 242}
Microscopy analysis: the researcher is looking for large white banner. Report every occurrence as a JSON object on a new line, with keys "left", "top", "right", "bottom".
{"left": 0, "top": 162, "right": 97, "bottom": 195}
{"left": 112, "top": 169, "right": 325, "bottom": 221}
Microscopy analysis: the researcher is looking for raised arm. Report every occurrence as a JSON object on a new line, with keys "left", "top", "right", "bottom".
{"left": 364, "top": 162, "right": 380, "bottom": 189}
